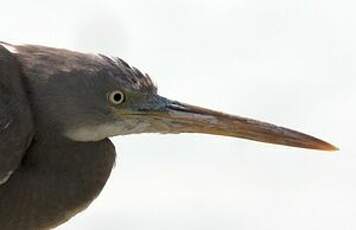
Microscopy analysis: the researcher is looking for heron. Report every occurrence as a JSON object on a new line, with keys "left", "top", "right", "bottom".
{"left": 0, "top": 41, "right": 337, "bottom": 230}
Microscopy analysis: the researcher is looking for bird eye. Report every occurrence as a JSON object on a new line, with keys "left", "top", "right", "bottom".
{"left": 108, "top": 90, "right": 125, "bottom": 105}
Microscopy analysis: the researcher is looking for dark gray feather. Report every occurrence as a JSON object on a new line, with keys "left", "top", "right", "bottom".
{"left": 0, "top": 44, "right": 34, "bottom": 185}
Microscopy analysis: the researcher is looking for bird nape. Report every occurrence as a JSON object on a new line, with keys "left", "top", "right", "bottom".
{"left": 0, "top": 41, "right": 337, "bottom": 230}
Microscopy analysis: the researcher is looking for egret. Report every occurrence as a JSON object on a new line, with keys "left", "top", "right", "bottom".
{"left": 0, "top": 42, "right": 337, "bottom": 229}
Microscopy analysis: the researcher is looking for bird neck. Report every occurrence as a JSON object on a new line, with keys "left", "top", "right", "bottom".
{"left": 0, "top": 136, "right": 116, "bottom": 230}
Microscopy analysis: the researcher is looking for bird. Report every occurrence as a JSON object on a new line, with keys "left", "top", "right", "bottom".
{"left": 0, "top": 41, "right": 337, "bottom": 230}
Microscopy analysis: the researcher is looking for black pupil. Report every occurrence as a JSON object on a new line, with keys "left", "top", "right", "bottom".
{"left": 113, "top": 92, "right": 123, "bottom": 102}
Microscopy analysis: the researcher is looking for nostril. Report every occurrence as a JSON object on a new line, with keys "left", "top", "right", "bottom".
{"left": 137, "top": 108, "right": 149, "bottom": 112}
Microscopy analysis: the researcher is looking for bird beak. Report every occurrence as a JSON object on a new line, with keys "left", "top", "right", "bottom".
{"left": 138, "top": 99, "right": 337, "bottom": 151}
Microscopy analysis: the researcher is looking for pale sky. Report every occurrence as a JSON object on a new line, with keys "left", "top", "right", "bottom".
{"left": 1, "top": 0, "right": 355, "bottom": 229}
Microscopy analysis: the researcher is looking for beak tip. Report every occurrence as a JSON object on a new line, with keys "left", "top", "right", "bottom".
{"left": 327, "top": 145, "right": 339, "bottom": 152}
{"left": 318, "top": 143, "right": 339, "bottom": 152}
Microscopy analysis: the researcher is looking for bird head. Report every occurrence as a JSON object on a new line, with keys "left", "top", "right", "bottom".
{"left": 58, "top": 55, "right": 336, "bottom": 151}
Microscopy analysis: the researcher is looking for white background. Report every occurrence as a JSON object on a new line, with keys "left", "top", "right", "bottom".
{"left": 1, "top": 0, "right": 355, "bottom": 229}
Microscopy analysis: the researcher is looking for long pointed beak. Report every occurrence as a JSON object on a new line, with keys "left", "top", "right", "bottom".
{"left": 140, "top": 99, "right": 337, "bottom": 151}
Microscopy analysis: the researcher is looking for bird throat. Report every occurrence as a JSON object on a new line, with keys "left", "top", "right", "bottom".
{"left": 65, "top": 119, "right": 152, "bottom": 141}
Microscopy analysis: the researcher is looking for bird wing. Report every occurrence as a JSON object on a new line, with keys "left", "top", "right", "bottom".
{"left": 0, "top": 43, "right": 34, "bottom": 185}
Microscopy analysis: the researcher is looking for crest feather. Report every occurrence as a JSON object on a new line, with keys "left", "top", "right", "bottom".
{"left": 99, "top": 55, "right": 157, "bottom": 93}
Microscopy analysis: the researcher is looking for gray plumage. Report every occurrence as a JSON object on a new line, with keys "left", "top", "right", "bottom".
{"left": 0, "top": 42, "right": 152, "bottom": 229}
{"left": 0, "top": 42, "right": 336, "bottom": 230}
{"left": 0, "top": 44, "right": 34, "bottom": 186}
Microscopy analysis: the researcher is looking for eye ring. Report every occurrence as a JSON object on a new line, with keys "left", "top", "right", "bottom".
{"left": 108, "top": 90, "right": 125, "bottom": 105}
